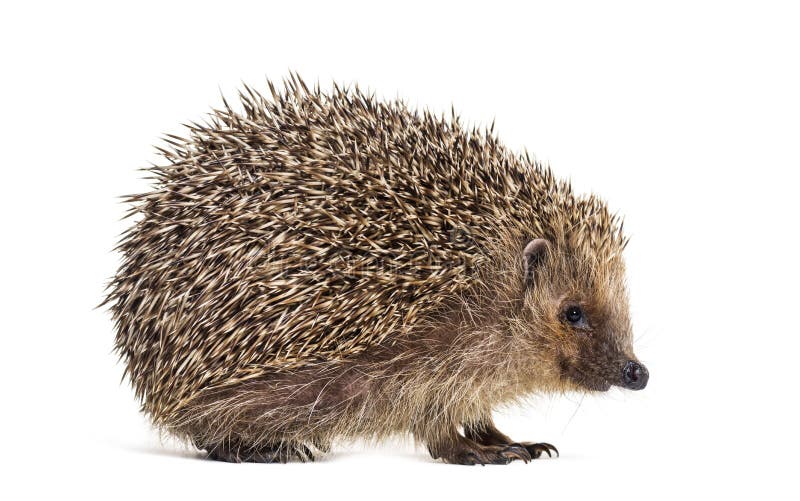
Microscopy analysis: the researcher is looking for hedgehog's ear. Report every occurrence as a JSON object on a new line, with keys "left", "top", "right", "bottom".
{"left": 523, "top": 239, "right": 549, "bottom": 286}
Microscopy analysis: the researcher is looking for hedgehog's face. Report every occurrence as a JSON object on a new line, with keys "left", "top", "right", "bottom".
{"left": 521, "top": 239, "right": 648, "bottom": 393}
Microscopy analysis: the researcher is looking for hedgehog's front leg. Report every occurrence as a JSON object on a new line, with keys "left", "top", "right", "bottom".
{"left": 424, "top": 428, "right": 531, "bottom": 465}
{"left": 463, "top": 417, "right": 559, "bottom": 460}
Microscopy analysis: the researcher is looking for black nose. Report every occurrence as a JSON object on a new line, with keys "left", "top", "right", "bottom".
{"left": 622, "top": 361, "right": 649, "bottom": 390}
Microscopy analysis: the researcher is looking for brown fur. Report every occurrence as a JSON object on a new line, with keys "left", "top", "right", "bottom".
{"left": 105, "top": 75, "right": 643, "bottom": 464}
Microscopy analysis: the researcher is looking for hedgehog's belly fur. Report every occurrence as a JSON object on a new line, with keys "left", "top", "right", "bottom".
{"left": 170, "top": 321, "right": 522, "bottom": 456}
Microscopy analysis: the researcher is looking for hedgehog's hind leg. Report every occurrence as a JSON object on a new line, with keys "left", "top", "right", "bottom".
{"left": 202, "top": 440, "right": 314, "bottom": 463}
{"left": 463, "top": 418, "right": 558, "bottom": 460}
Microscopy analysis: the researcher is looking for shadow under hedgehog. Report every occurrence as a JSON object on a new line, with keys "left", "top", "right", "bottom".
{"left": 105, "top": 76, "right": 649, "bottom": 465}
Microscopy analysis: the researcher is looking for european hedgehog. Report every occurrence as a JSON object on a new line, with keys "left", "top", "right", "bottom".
{"left": 106, "top": 75, "right": 649, "bottom": 465}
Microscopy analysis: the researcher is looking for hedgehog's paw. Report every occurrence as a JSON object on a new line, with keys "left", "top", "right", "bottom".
{"left": 463, "top": 421, "right": 558, "bottom": 460}
{"left": 428, "top": 436, "right": 530, "bottom": 465}
{"left": 205, "top": 441, "right": 314, "bottom": 463}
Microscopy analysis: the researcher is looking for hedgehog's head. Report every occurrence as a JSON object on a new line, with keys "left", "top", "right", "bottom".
{"left": 517, "top": 235, "right": 648, "bottom": 393}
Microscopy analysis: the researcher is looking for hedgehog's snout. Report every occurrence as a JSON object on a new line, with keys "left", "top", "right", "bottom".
{"left": 621, "top": 360, "right": 649, "bottom": 390}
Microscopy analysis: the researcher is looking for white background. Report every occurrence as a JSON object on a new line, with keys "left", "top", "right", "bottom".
{"left": 2, "top": 1, "right": 798, "bottom": 499}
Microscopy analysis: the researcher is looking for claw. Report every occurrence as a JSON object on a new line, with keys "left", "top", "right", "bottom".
{"left": 521, "top": 442, "right": 559, "bottom": 459}
{"left": 503, "top": 444, "right": 532, "bottom": 463}
{"left": 540, "top": 443, "right": 559, "bottom": 458}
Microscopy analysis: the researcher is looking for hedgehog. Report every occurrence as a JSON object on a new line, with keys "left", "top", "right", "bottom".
{"left": 105, "top": 75, "right": 649, "bottom": 465}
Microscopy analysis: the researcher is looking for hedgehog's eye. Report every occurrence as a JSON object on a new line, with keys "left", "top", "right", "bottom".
{"left": 565, "top": 306, "right": 583, "bottom": 324}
